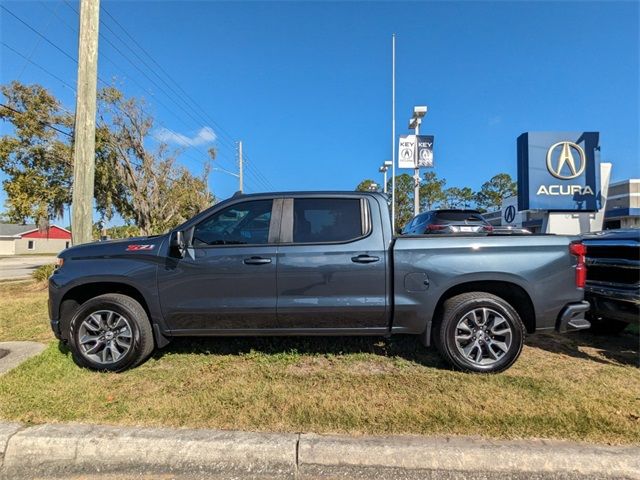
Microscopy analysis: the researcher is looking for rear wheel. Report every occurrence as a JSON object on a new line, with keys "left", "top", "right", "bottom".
{"left": 68, "top": 293, "right": 154, "bottom": 372}
{"left": 433, "top": 292, "right": 525, "bottom": 373}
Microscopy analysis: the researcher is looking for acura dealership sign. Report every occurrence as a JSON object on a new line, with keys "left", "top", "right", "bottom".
{"left": 398, "top": 135, "right": 434, "bottom": 169}
{"left": 517, "top": 132, "right": 601, "bottom": 211}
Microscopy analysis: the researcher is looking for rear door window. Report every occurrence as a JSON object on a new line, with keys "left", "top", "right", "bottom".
{"left": 293, "top": 198, "right": 366, "bottom": 243}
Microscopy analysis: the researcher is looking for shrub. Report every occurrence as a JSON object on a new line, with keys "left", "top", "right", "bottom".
{"left": 32, "top": 264, "right": 56, "bottom": 283}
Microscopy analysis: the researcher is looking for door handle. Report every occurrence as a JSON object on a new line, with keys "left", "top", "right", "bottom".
{"left": 351, "top": 254, "right": 380, "bottom": 264}
{"left": 243, "top": 256, "right": 272, "bottom": 265}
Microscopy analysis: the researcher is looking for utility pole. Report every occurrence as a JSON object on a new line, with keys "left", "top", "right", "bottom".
{"left": 238, "top": 141, "right": 244, "bottom": 193}
{"left": 71, "top": 0, "right": 100, "bottom": 245}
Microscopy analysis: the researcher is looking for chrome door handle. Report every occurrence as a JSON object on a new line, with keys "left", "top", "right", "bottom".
{"left": 351, "top": 254, "right": 380, "bottom": 264}
{"left": 243, "top": 256, "right": 272, "bottom": 265}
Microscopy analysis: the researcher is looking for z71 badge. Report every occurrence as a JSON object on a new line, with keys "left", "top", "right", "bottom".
{"left": 126, "top": 244, "right": 155, "bottom": 251}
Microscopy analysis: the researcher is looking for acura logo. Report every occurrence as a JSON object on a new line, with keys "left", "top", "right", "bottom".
{"left": 504, "top": 205, "right": 516, "bottom": 223}
{"left": 546, "top": 141, "right": 586, "bottom": 180}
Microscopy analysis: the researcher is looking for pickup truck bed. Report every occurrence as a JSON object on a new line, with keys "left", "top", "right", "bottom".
{"left": 49, "top": 191, "right": 589, "bottom": 373}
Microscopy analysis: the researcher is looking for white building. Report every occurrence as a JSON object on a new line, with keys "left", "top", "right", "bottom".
{"left": 0, "top": 224, "right": 72, "bottom": 256}
{"left": 603, "top": 179, "right": 640, "bottom": 229}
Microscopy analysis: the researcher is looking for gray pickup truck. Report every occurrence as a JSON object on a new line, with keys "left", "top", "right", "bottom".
{"left": 49, "top": 191, "right": 590, "bottom": 373}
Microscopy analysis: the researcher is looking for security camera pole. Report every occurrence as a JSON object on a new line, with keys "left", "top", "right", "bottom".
{"left": 409, "top": 106, "right": 427, "bottom": 216}
{"left": 379, "top": 160, "right": 392, "bottom": 194}
{"left": 71, "top": 0, "right": 100, "bottom": 245}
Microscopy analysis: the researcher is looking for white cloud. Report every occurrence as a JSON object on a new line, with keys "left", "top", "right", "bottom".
{"left": 155, "top": 126, "right": 216, "bottom": 147}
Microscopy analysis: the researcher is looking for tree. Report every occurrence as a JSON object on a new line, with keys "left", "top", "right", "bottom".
{"left": 387, "top": 173, "right": 414, "bottom": 231}
{"left": 444, "top": 186, "right": 475, "bottom": 209}
{"left": 475, "top": 173, "right": 517, "bottom": 212}
{"left": 0, "top": 82, "right": 215, "bottom": 235}
{"left": 97, "top": 87, "right": 213, "bottom": 235}
{"left": 419, "top": 171, "right": 446, "bottom": 210}
{"left": 355, "top": 179, "right": 378, "bottom": 192}
{"left": 92, "top": 222, "right": 140, "bottom": 240}
{"left": 0, "top": 81, "right": 73, "bottom": 226}
{"left": 0, "top": 82, "right": 122, "bottom": 227}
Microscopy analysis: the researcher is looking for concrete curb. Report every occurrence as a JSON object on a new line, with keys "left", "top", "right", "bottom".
{"left": 299, "top": 433, "right": 640, "bottom": 479}
{"left": 0, "top": 342, "right": 46, "bottom": 376}
{"left": 0, "top": 423, "right": 638, "bottom": 479}
{"left": 1, "top": 423, "right": 297, "bottom": 479}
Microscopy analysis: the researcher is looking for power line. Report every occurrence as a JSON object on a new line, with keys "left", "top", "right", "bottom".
{"left": 1, "top": 42, "right": 77, "bottom": 93}
{"left": 2, "top": 3, "right": 264, "bottom": 192}
{"left": 99, "top": 3, "right": 276, "bottom": 189}
{"left": 64, "top": 1, "right": 241, "bottom": 176}
{"left": 0, "top": 103, "right": 73, "bottom": 138}
{"left": 2, "top": 5, "right": 230, "bottom": 177}
{"left": 17, "top": 2, "right": 62, "bottom": 79}
{"left": 1, "top": 44, "right": 227, "bottom": 184}
{"left": 64, "top": 0, "right": 236, "bottom": 157}
{"left": 0, "top": 5, "right": 77, "bottom": 64}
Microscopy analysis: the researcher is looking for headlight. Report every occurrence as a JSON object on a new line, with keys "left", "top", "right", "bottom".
{"left": 56, "top": 257, "right": 64, "bottom": 269}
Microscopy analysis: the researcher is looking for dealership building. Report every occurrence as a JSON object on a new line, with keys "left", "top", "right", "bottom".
{"left": 483, "top": 131, "right": 639, "bottom": 234}
{"left": 602, "top": 178, "right": 640, "bottom": 229}
{"left": 487, "top": 178, "right": 640, "bottom": 233}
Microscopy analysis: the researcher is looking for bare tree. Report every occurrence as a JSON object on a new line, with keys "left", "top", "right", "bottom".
{"left": 98, "top": 87, "right": 213, "bottom": 235}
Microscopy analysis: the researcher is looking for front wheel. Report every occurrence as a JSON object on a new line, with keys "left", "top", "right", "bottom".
{"left": 433, "top": 292, "right": 525, "bottom": 373}
{"left": 68, "top": 293, "right": 155, "bottom": 372}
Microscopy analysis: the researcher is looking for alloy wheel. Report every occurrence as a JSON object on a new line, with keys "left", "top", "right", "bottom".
{"left": 77, "top": 310, "right": 133, "bottom": 365}
{"left": 454, "top": 307, "right": 513, "bottom": 366}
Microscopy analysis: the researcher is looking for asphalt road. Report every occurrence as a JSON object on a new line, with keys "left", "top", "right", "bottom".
{"left": 0, "top": 255, "right": 57, "bottom": 281}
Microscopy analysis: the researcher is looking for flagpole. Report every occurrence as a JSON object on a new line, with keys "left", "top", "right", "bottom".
{"left": 391, "top": 33, "right": 396, "bottom": 233}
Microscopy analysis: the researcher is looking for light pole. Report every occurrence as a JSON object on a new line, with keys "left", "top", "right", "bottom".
{"left": 409, "top": 106, "right": 427, "bottom": 216}
{"left": 379, "top": 160, "right": 392, "bottom": 193}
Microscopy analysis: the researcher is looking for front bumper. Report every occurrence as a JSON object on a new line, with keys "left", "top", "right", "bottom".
{"left": 556, "top": 301, "right": 591, "bottom": 333}
{"left": 48, "top": 275, "right": 64, "bottom": 340}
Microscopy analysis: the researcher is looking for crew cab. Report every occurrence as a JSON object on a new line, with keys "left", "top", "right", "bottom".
{"left": 49, "top": 191, "right": 590, "bottom": 373}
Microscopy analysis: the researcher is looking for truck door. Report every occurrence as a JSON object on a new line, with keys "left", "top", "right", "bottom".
{"left": 158, "top": 199, "right": 280, "bottom": 331}
{"left": 276, "top": 196, "right": 388, "bottom": 330}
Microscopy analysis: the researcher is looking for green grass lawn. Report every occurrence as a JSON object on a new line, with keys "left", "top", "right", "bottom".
{"left": 0, "top": 282, "right": 639, "bottom": 444}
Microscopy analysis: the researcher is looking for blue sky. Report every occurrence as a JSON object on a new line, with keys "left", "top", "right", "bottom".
{"left": 1, "top": 0, "right": 638, "bottom": 226}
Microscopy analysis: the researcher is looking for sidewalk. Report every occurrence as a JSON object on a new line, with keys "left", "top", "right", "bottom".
{"left": 1, "top": 422, "right": 638, "bottom": 479}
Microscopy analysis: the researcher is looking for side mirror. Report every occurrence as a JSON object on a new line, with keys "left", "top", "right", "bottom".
{"left": 170, "top": 230, "right": 186, "bottom": 258}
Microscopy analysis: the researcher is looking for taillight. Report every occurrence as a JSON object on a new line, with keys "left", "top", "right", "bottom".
{"left": 427, "top": 224, "right": 446, "bottom": 231}
{"left": 570, "top": 242, "right": 587, "bottom": 288}
{"left": 484, "top": 225, "right": 494, "bottom": 232}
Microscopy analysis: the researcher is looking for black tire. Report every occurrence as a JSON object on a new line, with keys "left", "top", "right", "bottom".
{"left": 68, "top": 293, "right": 155, "bottom": 372}
{"left": 433, "top": 292, "right": 525, "bottom": 373}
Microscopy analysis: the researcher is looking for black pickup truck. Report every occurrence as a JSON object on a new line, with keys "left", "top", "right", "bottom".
{"left": 49, "top": 191, "right": 590, "bottom": 373}
{"left": 583, "top": 229, "right": 640, "bottom": 333}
